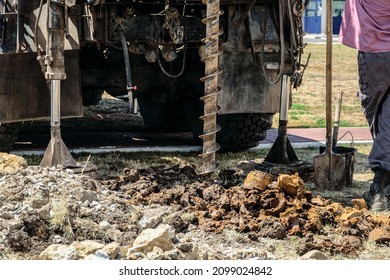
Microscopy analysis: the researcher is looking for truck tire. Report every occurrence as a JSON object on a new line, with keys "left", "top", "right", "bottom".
{"left": 217, "top": 113, "right": 274, "bottom": 151}
{"left": 0, "top": 124, "right": 18, "bottom": 153}
{"left": 184, "top": 98, "right": 274, "bottom": 151}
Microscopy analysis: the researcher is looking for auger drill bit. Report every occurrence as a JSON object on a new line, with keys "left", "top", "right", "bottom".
{"left": 199, "top": 0, "right": 223, "bottom": 174}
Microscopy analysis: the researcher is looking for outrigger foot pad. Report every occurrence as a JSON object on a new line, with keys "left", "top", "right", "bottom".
{"left": 40, "top": 127, "right": 78, "bottom": 168}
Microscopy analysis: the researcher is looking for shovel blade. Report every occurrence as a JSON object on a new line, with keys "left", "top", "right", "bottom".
{"left": 40, "top": 128, "right": 78, "bottom": 168}
{"left": 313, "top": 151, "right": 348, "bottom": 190}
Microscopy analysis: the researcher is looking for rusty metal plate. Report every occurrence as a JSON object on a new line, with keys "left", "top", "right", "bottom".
{"left": 0, "top": 50, "right": 83, "bottom": 123}
{"left": 218, "top": 52, "right": 281, "bottom": 114}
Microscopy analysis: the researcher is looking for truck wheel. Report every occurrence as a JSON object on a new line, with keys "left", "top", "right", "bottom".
{"left": 217, "top": 113, "right": 274, "bottom": 151}
{"left": 0, "top": 124, "right": 18, "bottom": 153}
{"left": 184, "top": 99, "right": 274, "bottom": 151}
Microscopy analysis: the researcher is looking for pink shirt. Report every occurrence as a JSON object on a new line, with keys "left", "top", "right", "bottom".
{"left": 339, "top": 0, "right": 390, "bottom": 52}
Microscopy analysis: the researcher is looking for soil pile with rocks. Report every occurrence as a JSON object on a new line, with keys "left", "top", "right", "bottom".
{"left": 1, "top": 156, "right": 390, "bottom": 260}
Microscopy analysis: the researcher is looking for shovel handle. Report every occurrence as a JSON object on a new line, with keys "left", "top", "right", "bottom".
{"left": 325, "top": 0, "right": 333, "bottom": 153}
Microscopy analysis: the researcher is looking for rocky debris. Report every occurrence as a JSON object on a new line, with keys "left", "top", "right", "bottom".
{"left": 243, "top": 171, "right": 273, "bottom": 191}
{"left": 139, "top": 206, "right": 176, "bottom": 229}
{"left": 299, "top": 250, "right": 328, "bottom": 260}
{"left": 71, "top": 240, "right": 105, "bottom": 258}
{"left": 0, "top": 153, "right": 27, "bottom": 176}
{"left": 368, "top": 227, "right": 390, "bottom": 243}
{"left": 0, "top": 165, "right": 141, "bottom": 258}
{"left": 126, "top": 224, "right": 175, "bottom": 256}
{"left": 40, "top": 244, "right": 78, "bottom": 260}
{"left": 118, "top": 167, "right": 390, "bottom": 257}
{"left": 102, "top": 242, "right": 121, "bottom": 259}
{"left": 297, "top": 234, "right": 363, "bottom": 257}
{"left": 351, "top": 198, "right": 368, "bottom": 210}
{"left": 1, "top": 163, "right": 390, "bottom": 260}
{"left": 89, "top": 249, "right": 110, "bottom": 260}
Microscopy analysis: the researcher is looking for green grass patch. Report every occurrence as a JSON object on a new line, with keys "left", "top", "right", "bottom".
{"left": 289, "top": 43, "right": 364, "bottom": 128}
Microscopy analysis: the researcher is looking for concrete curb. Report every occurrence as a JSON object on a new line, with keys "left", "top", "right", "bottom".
{"left": 10, "top": 140, "right": 372, "bottom": 156}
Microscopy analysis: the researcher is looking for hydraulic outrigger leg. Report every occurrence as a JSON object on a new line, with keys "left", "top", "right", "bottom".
{"left": 264, "top": 75, "right": 298, "bottom": 165}
{"left": 40, "top": 0, "right": 78, "bottom": 168}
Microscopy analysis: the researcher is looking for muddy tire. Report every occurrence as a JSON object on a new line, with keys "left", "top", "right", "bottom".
{"left": 0, "top": 123, "right": 18, "bottom": 152}
{"left": 217, "top": 113, "right": 274, "bottom": 151}
{"left": 184, "top": 98, "right": 274, "bottom": 151}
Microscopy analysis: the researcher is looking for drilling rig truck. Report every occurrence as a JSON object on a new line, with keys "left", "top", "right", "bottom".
{"left": 0, "top": 0, "right": 308, "bottom": 173}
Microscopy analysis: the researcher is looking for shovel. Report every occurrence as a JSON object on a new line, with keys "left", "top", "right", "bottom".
{"left": 313, "top": 0, "right": 346, "bottom": 190}
{"left": 332, "top": 91, "right": 343, "bottom": 149}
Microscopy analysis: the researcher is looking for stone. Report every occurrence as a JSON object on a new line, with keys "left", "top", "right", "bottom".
{"left": 40, "top": 244, "right": 78, "bottom": 260}
{"left": 0, "top": 153, "right": 28, "bottom": 176}
{"left": 95, "top": 249, "right": 110, "bottom": 260}
{"left": 105, "top": 228, "right": 123, "bottom": 242}
{"left": 78, "top": 190, "right": 99, "bottom": 203}
{"left": 342, "top": 235, "right": 362, "bottom": 249}
{"left": 338, "top": 209, "right": 363, "bottom": 222}
{"left": 182, "top": 245, "right": 200, "bottom": 260}
{"left": 7, "top": 220, "right": 23, "bottom": 232}
{"left": 299, "top": 250, "right": 328, "bottom": 260}
{"left": 368, "top": 227, "right": 390, "bottom": 243}
{"left": 71, "top": 240, "right": 105, "bottom": 258}
{"left": 188, "top": 224, "right": 197, "bottom": 231}
{"left": 277, "top": 173, "right": 306, "bottom": 198}
{"left": 127, "top": 252, "right": 145, "bottom": 260}
{"left": 180, "top": 212, "right": 198, "bottom": 224}
{"left": 84, "top": 252, "right": 110, "bottom": 260}
{"left": 258, "top": 218, "right": 287, "bottom": 239}
{"left": 50, "top": 235, "right": 63, "bottom": 244}
{"left": 103, "top": 242, "right": 121, "bottom": 259}
{"left": 351, "top": 198, "right": 368, "bottom": 210}
{"left": 163, "top": 249, "right": 183, "bottom": 260}
{"left": 37, "top": 205, "right": 51, "bottom": 221}
{"left": 243, "top": 170, "right": 273, "bottom": 191}
{"left": 127, "top": 224, "right": 175, "bottom": 255}
{"left": 176, "top": 242, "right": 193, "bottom": 252}
{"left": 146, "top": 246, "right": 164, "bottom": 260}
{"left": 30, "top": 196, "right": 49, "bottom": 209}
{"left": 8, "top": 229, "right": 32, "bottom": 251}
{"left": 99, "top": 221, "right": 111, "bottom": 231}
{"left": 139, "top": 206, "right": 172, "bottom": 229}
{"left": 1, "top": 211, "right": 14, "bottom": 220}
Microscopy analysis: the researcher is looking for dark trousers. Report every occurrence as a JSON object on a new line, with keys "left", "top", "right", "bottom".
{"left": 358, "top": 51, "right": 390, "bottom": 171}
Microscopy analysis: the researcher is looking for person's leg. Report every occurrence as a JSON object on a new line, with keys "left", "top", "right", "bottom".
{"left": 369, "top": 90, "right": 390, "bottom": 171}
{"left": 358, "top": 51, "right": 390, "bottom": 211}
{"left": 357, "top": 51, "right": 390, "bottom": 139}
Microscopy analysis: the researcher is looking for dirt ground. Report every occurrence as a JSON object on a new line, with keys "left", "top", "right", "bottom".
{"left": 1, "top": 142, "right": 390, "bottom": 260}
{"left": 1, "top": 97, "right": 388, "bottom": 260}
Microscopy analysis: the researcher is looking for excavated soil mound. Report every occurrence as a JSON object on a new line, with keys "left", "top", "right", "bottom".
{"left": 1, "top": 163, "right": 390, "bottom": 259}
{"left": 119, "top": 167, "right": 390, "bottom": 256}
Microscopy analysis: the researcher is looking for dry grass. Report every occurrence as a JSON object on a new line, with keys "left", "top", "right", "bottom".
{"left": 287, "top": 44, "right": 366, "bottom": 128}
{"left": 64, "top": 144, "right": 374, "bottom": 194}
{"left": 49, "top": 199, "right": 75, "bottom": 239}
